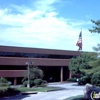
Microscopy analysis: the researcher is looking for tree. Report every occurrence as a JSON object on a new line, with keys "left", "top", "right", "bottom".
{"left": 93, "top": 44, "right": 100, "bottom": 57}
{"left": 89, "top": 20, "right": 100, "bottom": 33}
{"left": 88, "top": 44, "right": 100, "bottom": 74}
{"left": 69, "top": 52, "right": 97, "bottom": 77}
{"left": 69, "top": 52, "right": 98, "bottom": 85}
{"left": 70, "top": 20, "right": 100, "bottom": 85}
{"left": 89, "top": 19, "right": 100, "bottom": 69}
{"left": 22, "top": 66, "right": 44, "bottom": 82}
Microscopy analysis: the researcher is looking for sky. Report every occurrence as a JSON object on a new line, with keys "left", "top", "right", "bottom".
{"left": 0, "top": 0, "right": 100, "bottom": 52}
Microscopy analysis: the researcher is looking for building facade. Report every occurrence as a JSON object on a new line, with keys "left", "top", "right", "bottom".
{"left": 0, "top": 45, "right": 80, "bottom": 85}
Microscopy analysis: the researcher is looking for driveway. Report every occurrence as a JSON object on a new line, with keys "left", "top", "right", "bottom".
{"left": 0, "top": 82, "right": 85, "bottom": 100}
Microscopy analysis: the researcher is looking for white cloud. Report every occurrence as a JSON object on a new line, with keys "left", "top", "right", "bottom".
{"left": 0, "top": 0, "right": 100, "bottom": 51}
{"left": 34, "top": 0, "right": 61, "bottom": 12}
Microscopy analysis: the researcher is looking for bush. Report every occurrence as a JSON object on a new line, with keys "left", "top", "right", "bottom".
{"left": 23, "top": 80, "right": 34, "bottom": 87}
{"left": 67, "top": 78, "right": 77, "bottom": 82}
{"left": 23, "top": 79, "right": 47, "bottom": 87}
{"left": 91, "top": 72, "right": 100, "bottom": 86}
{"left": 0, "top": 77, "right": 8, "bottom": 83}
{"left": 42, "top": 80, "right": 47, "bottom": 84}
{"left": 24, "top": 66, "right": 44, "bottom": 80}
{"left": 78, "top": 75, "right": 91, "bottom": 85}
{"left": 0, "top": 88, "right": 20, "bottom": 97}
{"left": 0, "top": 83, "right": 10, "bottom": 87}
{"left": 33, "top": 79, "right": 42, "bottom": 86}
{"left": 34, "top": 80, "right": 47, "bottom": 87}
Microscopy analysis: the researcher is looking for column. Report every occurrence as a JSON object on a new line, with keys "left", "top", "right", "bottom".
{"left": 60, "top": 66, "right": 63, "bottom": 83}
{"left": 69, "top": 71, "right": 72, "bottom": 78}
{"left": 14, "top": 77, "right": 17, "bottom": 85}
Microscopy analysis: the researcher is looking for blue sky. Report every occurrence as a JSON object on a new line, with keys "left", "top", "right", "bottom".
{"left": 0, "top": 0, "right": 100, "bottom": 51}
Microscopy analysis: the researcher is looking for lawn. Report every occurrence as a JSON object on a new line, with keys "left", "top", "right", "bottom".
{"left": 64, "top": 95, "right": 85, "bottom": 100}
{"left": 0, "top": 86, "right": 62, "bottom": 92}
{"left": 16, "top": 86, "right": 62, "bottom": 92}
{"left": 0, "top": 86, "right": 8, "bottom": 90}
{"left": 0, "top": 86, "right": 63, "bottom": 97}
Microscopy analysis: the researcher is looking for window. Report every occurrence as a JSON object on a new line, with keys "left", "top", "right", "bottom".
{"left": 0, "top": 52, "right": 76, "bottom": 59}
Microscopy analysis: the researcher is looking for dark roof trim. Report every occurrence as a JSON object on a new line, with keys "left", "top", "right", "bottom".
{"left": 0, "top": 45, "right": 80, "bottom": 56}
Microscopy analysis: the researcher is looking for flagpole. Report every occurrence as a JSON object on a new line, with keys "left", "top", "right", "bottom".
{"left": 76, "top": 29, "right": 82, "bottom": 51}
{"left": 81, "top": 28, "right": 82, "bottom": 52}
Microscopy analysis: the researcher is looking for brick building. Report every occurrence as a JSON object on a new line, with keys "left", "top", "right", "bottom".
{"left": 0, "top": 45, "right": 80, "bottom": 85}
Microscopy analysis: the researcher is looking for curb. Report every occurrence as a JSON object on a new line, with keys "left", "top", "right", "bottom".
{"left": 21, "top": 91, "right": 38, "bottom": 95}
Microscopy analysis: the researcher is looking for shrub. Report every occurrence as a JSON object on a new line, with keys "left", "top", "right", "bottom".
{"left": 91, "top": 72, "right": 100, "bottom": 86}
{"left": 0, "top": 83, "right": 10, "bottom": 87}
{"left": 24, "top": 66, "right": 44, "bottom": 81}
{"left": 35, "top": 80, "right": 47, "bottom": 87}
{"left": 42, "top": 80, "right": 47, "bottom": 84}
{"left": 67, "top": 78, "right": 77, "bottom": 82}
{"left": 78, "top": 75, "right": 91, "bottom": 85}
{"left": 33, "top": 79, "right": 42, "bottom": 86}
{"left": 0, "top": 77, "right": 8, "bottom": 83}
{"left": 37, "top": 84, "right": 47, "bottom": 87}
{"left": 22, "top": 81, "right": 27, "bottom": 87}
{"left": 0, "top": 88, "right": 20, "bottom": 97}
{"left": 5, "top": 88, "right": 20, "bottom": 96}
{"left": 23, "top": 80, "right": 34, "bottom": 87}
{"left": 23, "top": 79, "right": 47, "bottom": 87}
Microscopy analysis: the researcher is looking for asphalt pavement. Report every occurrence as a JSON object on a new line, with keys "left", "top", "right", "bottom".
{"left": 0, "top": 82, "right": 85, "bottom": 100}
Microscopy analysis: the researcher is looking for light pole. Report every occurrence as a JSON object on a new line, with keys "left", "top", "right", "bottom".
{"left": 26, "top": 61, "right": 34, "bottom": 88}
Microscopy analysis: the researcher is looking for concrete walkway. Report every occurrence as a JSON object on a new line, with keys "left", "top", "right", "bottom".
{"left": 0, "top": 82, "right": 85, "bottom": 100}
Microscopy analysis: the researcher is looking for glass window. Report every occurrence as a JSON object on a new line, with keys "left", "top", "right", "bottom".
{"left": 0, "top": 51, "right": 77, "bottom": 59}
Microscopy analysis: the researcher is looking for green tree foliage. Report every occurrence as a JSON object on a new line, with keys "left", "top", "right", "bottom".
{"left": 93, "top": 44, "right": 100, "bottom": 57}
{"left": 89, "top": 19, "right": 100, "bottom": 56}
{"left": 69, "top": 39, "right": 100, "bottom": 85}
{"left": 29, "top": 66, "right": 44, "bottom": 80}
{"left": 71, "top": 20, "right": 100, "bottom": 86}
{"left": 69, "top": 52, "right": 97, "bottom": 77}
{"left": 22, "top": 66, "right": 44, "bottom": 82}
{"left": 88, "top": 19, "right": 100, "bottom": 73}
{"left": 89, "top": 20, "right": 100, "bottom": 33}
{"left": 88, "top": 44, "right": 100, "bottom": 75}
{"left": 91, "top": 72, "right": 100, "bottom": 86}
{"left": 0, "top": 77, "right": 8, "bottom": 83}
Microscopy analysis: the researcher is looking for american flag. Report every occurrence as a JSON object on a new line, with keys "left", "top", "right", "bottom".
{"left": 76, "top": 31, "right": 82, "bottom": 51}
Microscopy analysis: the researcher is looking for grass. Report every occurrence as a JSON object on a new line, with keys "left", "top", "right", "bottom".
{"left": 0, "top": 86, "right": 62, "bottom": 92}
{"left": 64, "top": 95, "right": 84, "bottom": 100}
{"left": 0, "top": 86, "right": 63, "bottom": 98}
{"left": 16, "top": 86, "right": 62, "bottom": 92}
{"left": 0, "top": 86, "right": 9, "bottom": 90}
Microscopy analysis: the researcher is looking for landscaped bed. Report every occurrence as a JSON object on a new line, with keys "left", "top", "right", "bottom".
{"left": 16, "top": 86, "right": 62, "bottom": 92}
{"left": 64, "top": 95, "right": 85, "bottom": 100}
{"left": 0, "top": 86, "right": 63, "bottom": 97}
